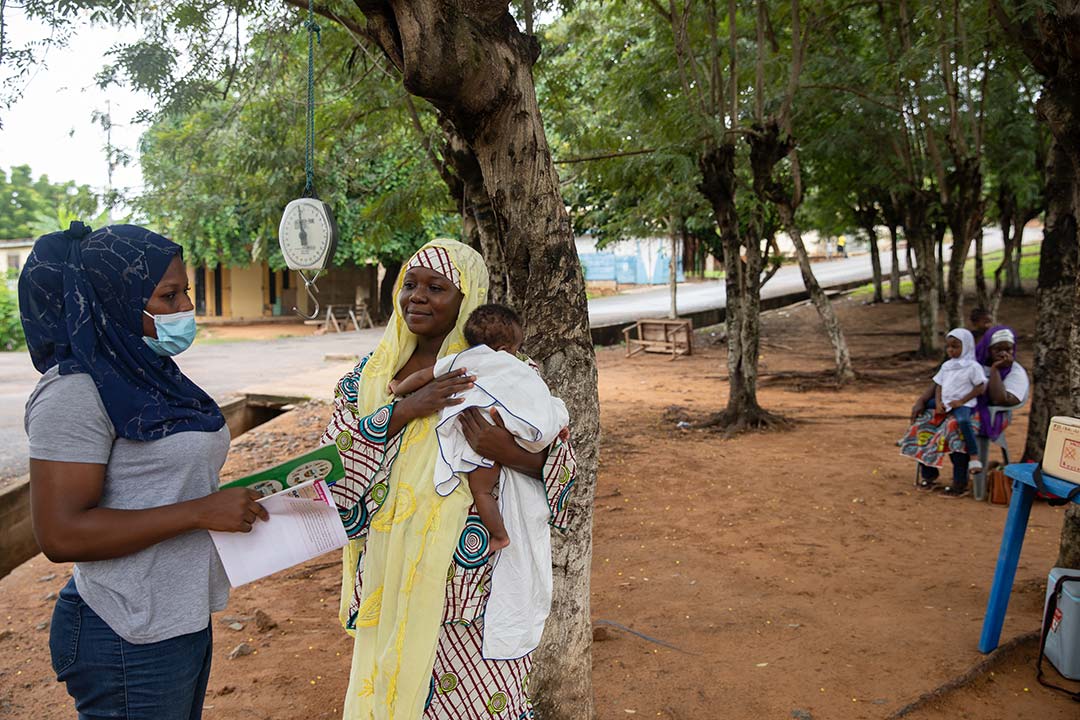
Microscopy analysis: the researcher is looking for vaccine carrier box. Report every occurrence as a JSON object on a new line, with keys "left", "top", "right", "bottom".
{"left": 1043, "top": 567, "right": 1080, "bottom": 681}
{"left": 1043, "top": 417, "right": 1080, "bottom": 485}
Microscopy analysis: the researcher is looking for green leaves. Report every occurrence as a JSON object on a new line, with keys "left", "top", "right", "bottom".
{"left": 0, "top": 280, "right": 25, "bottom": 352}
{"left": 0, "top": 166, "right": 103, "bottom": 240}
{"left": 133, "top": 18, "right": 455, "bottom": 269}
{"left": 5, "top": 0, "right": 1047, "bottom": 273}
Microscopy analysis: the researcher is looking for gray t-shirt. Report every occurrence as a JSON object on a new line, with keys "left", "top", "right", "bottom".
{"left": 25, "top": 367, "right": 231, "bottom": 644}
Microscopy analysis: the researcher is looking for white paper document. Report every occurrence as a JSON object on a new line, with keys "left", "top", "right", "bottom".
{"left": 209, "top": 478, "right": 348, "bottom": 587}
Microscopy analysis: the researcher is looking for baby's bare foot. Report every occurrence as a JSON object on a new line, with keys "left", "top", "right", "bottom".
{"left": 489, "top": 535, "right": 510, "bottom": 553}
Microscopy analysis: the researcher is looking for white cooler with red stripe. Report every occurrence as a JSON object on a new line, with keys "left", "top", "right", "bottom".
{"left": 1043, "top": 567, "right": 1080, "bottom": 680}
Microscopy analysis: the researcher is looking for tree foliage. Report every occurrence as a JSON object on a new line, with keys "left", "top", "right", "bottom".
{"left": 4, "top": 0, "right": 1050, "bottom": 289}
{"left": 135, "top": 17, "right": 457, "bottom": 269}
{"left": 0, "top": 165, "right": 102, "bottom": 240}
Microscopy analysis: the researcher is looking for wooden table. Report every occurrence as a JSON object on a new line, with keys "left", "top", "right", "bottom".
{"left": 622, "top": 318, "right": 693, "bottom": 359}
{"left": 979, "top": 463, "right": 1079, "bottom": 652}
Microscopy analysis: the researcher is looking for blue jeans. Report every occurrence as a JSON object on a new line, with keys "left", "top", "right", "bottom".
{"left": 49, "top": 578, "right": 213, "bottom": 720}
{"left": 950, "top": 405, "right": 979, "bottom": 457}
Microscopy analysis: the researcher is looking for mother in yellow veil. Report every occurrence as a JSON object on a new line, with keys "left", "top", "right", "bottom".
{"left": 323, "top": 239, "right": 577, "bottom": 719}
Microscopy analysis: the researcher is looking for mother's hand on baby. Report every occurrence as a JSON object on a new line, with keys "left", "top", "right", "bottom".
{"left": 394, "top": 369, "right": 474, "bottom": 426}
{"left": 460, "top": 408, "right": 517, "bottom": 463}
{"left": 460, "top": 408, "right": 546, "bottom": 479}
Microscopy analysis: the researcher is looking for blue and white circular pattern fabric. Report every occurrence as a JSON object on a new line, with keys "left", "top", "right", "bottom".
{"left": 453, "top": 515, "right": 490, "bottom": 569}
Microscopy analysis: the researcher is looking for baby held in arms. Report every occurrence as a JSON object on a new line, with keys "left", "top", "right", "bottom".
{"left": 390, "top": 304, "right": 568, "bottom": 552}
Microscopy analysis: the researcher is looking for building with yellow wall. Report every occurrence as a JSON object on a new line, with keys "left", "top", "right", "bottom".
{"left": 1, "top": 239, "right": 34, "bottom": 276}
{"left": 186, "top": 261, "right": 379, "bottom": 322}
{"left": 4, "top": 238, "right": 380, "bottom": 324}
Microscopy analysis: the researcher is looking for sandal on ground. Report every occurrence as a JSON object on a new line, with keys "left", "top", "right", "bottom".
{"left": 968, "top": 459, "right": 983, "bottom": 476}
{"left": 941, "top": 486, "right": 970, "bottom": 498}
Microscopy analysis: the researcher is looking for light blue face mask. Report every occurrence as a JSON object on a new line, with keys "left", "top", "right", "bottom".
{"left": 143, "top": 309, "right": 197, "bottom": 356}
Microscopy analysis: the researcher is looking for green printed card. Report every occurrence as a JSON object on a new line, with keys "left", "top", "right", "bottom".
{"left": 220, "top": 444, "right": 345, "bottom": 497}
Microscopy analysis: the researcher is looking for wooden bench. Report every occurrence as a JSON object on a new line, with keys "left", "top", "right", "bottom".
{"left": 307, "top": 303, "right": 375, "bottom": 332}
{"left": 622, "top": 318, "right": 693, "bottom": 359}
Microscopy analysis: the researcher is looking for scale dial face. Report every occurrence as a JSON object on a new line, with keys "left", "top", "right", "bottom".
{"left": 278, "top": 197, "right": 338, "bottom": 271}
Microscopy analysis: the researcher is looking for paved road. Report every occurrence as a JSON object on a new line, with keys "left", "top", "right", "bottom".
{"left": 0, "top": 227, "right": 1040, "bottom": 479}
{"left": 590, "top": 226, "right": 1035, "bottom": 326}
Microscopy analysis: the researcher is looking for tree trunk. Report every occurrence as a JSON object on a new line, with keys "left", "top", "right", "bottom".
{"left": 974, "top": 229, "right": 989, "bottom": 311}
{"left": 906, "top": 242, "right": 915, "bottom": 289}
{"left": 889, "top": 224, "right": 902, "bottom": 300}
{"left": 436, "top": 118, "right": 509, "bottom": 302}
{"left": 1024, "top": 138, "right": 1078, "bottom": 465}
{"left": 406, "top": 100, "right": 496, "bottom": 263}
{"left": 355, "top": 6, "right": 599, "bottom": 716}
{"left": 989, "top": 0, "right": 1080, "bottom": 569}
{"left": 936, "top": 225, "right": 947, "bottom": 307}
{"left": 696, "top": 143, "right": 778, "bottom": 430}
{"left": 865, "top": 224, "right": 884, "bottom": 303}
{"left": 992, "top": 186, "right": 1016, "bottom": 316}
{"left": 1005, "top": 212, "right": 1028, "bottom": 295}
{"left": 378, "top": 258, "right": 402, "bottom": 321}
{"left": 991, "top": 194, "right": 1013, "bottom": 317}
{"left": 669, "top": 215, "right": 678, "bottom": 319}
{"left": 1061, "top": 262, "right": 1080, "bottom": 568}
{"left": 459, "top": 57, "right": 597, "bottom": 720}
{"left": 683, "top": 225, "right": 703, "bottom": 278}
{"left": 783, "top": 205, "right": 856, "bottom": 382}
{"left": 943, "top": 157, "right": 986, "bottom": 331}
{"left": 901, "top": 191, "right": 941, "bottom": 356}
{"left": 747, "top": 121, "right": 853, "bottom": 382}
{"left": 884, "top": 193, "right": 905, "bottom": 301}
{"left": 852, "top": 200, "right": 882, "bottom": 302}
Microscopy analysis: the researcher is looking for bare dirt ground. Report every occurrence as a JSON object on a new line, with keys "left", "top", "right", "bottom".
{"left": 199, "top": 321, "right": 321, "bottom": 342}
{"left": 2, "top": 290, "right": 1079, "bottom": 720}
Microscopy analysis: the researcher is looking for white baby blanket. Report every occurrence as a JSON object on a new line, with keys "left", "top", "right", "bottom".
{"left": 432, "top": 345, "right": 569, "bottom": 659}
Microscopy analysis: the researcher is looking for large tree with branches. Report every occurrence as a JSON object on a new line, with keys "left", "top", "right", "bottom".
{"left": 989, "top": 0, "right": 1080, "bottom": 568}
{"left": 343, "top": 7, "right": 600, "bottom": 712}
{"left": 6, "top": 2, "right": 600, "bottom": 716}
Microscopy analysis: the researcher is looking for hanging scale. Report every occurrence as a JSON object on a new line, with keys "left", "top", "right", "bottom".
{"left": 277, "top": 0, "right": 338, "bottom": 320}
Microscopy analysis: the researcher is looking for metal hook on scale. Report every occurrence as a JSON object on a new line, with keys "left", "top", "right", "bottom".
{"left": 277, "top": 4, "right": 338, "bottom": 319}
{"left": 293, "top": 269, "right": 321, "bottom": 320}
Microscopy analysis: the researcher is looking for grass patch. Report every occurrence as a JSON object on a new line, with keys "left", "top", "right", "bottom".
{"left": 963, "top": 245, "right": 1040, "bottom": 283}
{"left": 849, "top": 240, "right": 1041, "bottom": 300}
{"left": 851, "top": 278, "right": 913, "bottom": 299}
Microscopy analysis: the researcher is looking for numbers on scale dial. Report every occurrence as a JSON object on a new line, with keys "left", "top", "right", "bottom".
{"left": 285, "top": 203, "right": 330, "bottom": 267}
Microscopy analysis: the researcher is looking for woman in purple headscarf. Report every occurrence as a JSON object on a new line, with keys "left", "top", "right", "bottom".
{"left": 975, "top": 326, "right": 1029, "bottom": 439}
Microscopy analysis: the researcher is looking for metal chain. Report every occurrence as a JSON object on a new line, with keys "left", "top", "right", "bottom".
{"left": 303, "top": 0, "right": 321, "bottom": 196}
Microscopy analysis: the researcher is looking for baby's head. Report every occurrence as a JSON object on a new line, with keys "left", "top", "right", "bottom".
{"left": 464, "top": 303, "right": 523, "bottom": 355}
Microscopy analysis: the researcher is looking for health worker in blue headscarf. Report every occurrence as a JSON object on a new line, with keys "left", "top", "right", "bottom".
{"left": 20, "top": 222, "right": 268, "bottom": 720}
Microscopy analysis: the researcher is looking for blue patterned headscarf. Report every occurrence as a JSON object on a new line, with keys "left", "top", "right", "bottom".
{"left": 19, "top": 222, "right": 225, "bottom": 441}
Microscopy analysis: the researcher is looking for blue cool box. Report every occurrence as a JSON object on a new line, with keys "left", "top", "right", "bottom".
{"left": 1044, "top": 568, "right": 1080, "bottom": 681}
